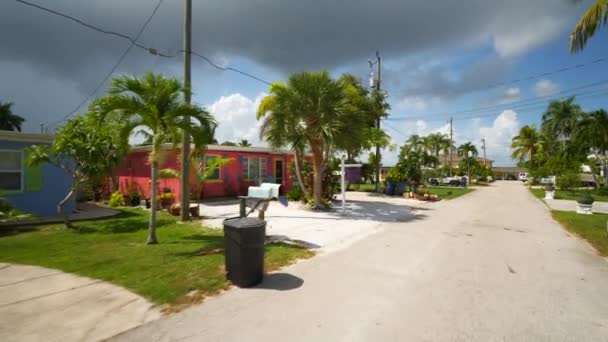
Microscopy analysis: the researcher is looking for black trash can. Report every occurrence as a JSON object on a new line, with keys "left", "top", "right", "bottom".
{"left": 223, "top": 217, "right": 266, "bottom": 287}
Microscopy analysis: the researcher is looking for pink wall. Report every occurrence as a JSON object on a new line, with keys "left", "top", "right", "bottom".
{"left": 114, "top": 147, "right": 301, "bottom": 200}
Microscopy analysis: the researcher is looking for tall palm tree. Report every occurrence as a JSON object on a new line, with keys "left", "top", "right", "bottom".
{"left": 407, "top": 134, "right": 425, "bottom": 152}
{"left": 97, "top": 72, "right": 216, "bottom": 244}
{"left": 257, "top": 71, "right": 347, "bottom": 208}
{"left": 511, "top": 125, "right": 543, "bottom": 165}
{"left": 238, "top": 139, "right": 252, "bottom": 147}
{"left": 457, "top": 142, "right": 478, "bottom": 181}
{"left": 570, "top": 0, "right": 608, "bottom": 53}
{"left": 425, "top": 133, "right": 449, "bottom": 170}
{"left": 542, "top": 97, "right": 582, "bottom": 150}
{"left": 574, "top": 109, "right": 608, "bottom": 184}
{"left": 0, "top": 101, "right": 25, "bottom": 132}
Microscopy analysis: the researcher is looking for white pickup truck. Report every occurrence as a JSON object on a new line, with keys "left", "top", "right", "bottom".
{"left": 428, "top": 176, "right": 463, "bottom": 186}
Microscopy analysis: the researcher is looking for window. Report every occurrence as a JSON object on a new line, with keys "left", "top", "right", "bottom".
{"left": 204, "top": 155, "right": 221, "bottom": 180}
{"left": 0, "top": 150, "right": 23, "bottom": 191}
{"left": 242, "top": 157, "right": 267, "bottom": 181}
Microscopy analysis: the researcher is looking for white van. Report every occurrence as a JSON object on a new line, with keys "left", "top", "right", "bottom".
{"left": 518, "top": 172, "right": 528, "bottom": 182}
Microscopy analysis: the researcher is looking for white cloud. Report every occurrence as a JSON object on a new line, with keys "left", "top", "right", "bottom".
{"left": 496, "top": 87, "right": 521, "bottom": 104}
{"left": 478, "top": 110, "right": 520, "bottom": 165}
{"left": 398, "top": 96, "right": 428, "bottom": 111}
{"left": 534, "top": 79, "right": 559, "bottom": 97}
{"left": 208, "top": 93, "right": 266, "bottom": 145}
{"left": 492, "top": 16, "right": 566, "bottom": 58}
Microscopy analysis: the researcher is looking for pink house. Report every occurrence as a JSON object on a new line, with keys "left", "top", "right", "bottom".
{"left": 114, "top": 144, "right": 304, "bottom": 200}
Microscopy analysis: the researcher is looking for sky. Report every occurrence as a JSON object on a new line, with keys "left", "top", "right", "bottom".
{"left": 2, "top": 0, "right": 608, "bottom": 166}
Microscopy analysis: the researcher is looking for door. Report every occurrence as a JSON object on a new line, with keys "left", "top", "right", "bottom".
{"left": 274, "top": 159, "right": 283, "bottom": 185}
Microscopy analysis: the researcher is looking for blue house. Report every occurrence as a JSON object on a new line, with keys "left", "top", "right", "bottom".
{"left": 0, "top": 131, "right": 74, "bottom": 216}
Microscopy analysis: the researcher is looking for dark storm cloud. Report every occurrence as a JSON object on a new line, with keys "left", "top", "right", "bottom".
{"left": 0, "top": 0, "right": 578, "bottom": 131}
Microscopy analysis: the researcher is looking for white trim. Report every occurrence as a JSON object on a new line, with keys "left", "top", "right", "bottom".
{"left": 0, "top": 131, "right": 54, "bottom": 144}
{"left": 0, "top": 149, "right": 24, "bottom": 192}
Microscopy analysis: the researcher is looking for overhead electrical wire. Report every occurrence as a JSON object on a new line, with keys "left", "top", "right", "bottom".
{"left": 45, "top": 0, "right": 166, "bottom": 128}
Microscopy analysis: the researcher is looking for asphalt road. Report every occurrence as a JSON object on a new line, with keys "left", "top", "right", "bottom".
{"left": 112, "top": 182, "right": 608, "bottom": 342}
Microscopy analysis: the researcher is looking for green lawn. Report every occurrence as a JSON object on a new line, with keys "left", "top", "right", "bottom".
{"left": 0, "top": 208, "right": 313, "bottom": 307}
{"left": 529, "top": 188, "right": 608, "bottom": 202}
{"left": 552, "top": 210, "right": 608, "bottom": 256}
{"left": 424, "top": 186, "right": 475, "bottom": 200}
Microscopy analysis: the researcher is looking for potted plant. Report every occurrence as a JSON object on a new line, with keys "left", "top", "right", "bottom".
{"left": 158, "top": 192, "right": 175, "bottom": 210}
{"left": 544, "top": 185, "right": 555, "bottom": 200}
{"left": 576, "top": 194, "right": 594, "bottom": 215}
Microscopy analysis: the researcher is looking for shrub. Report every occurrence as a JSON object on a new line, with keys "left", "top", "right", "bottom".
{"left": 557, "top": 173, "right": 579, "bottom": 192}
{"left": 287, "top": 188, "right": 304, "bottom": 201}
{"left": 593, "top": 186, "right": 608, "bottom": 196}
{"left": 576, "top": 194, "right": 594, "bottom": 205}
{"left": 108, "top": 191, "right": 124, "bottom": 207}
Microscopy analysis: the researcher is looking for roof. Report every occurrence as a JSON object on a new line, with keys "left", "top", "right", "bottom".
{"left": 492, "top": 166, "right": 527, "bottom": 173}
{"left": 130, "top": 143, "right": 295, "bottom": 155}
{"left": 0, "top": 130, "right": 54, "bottom": 144}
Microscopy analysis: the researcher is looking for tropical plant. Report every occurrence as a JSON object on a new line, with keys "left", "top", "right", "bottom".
{"left": 570, "top": 0, "right": 608, "bottom": 53}
{"left": 457, "top": 142, "right": 478, "bottom": 181}
{"left": 26, "top": 114, "right": 125, "bottom": 227}
{"left": 511, "top": 125, "right": 544, "bottom": 166}
{"left": 541, "top": 97, "right": 582, "bottom": 150}
{"left": 108, "top": 191, "right": 125, "bottom": 207}
{"left": 189, "top": 156, "right": 234, "bottom": 200}
{"left": 221, "top": 141, "right": 237, "bottom": 146}
{"left": 238, "top": 139, "right": 252, "bottom": 147}
{"left": 96, "top": 72, "right": 216, "bottom": 244}
{"left": 257, "top": 71, "right": 350, "bottom": 208}
{"left": 0, "top": 101, "right": 25, "bottom": 132}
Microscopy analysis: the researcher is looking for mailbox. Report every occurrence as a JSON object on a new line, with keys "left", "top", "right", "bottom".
{"left": 260, "top": 183, "right": 284, "bottom": 199}
{"left": 247, "top": 186, "right": 273, "bottom": 199}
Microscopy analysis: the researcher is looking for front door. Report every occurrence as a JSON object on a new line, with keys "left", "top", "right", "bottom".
{"left": 274, "top": 160, "right": 283, "bottom": 185}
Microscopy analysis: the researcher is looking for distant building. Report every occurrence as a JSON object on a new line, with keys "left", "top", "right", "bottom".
{"left": 438, "top": 152, "right": 493, "bottom": 170}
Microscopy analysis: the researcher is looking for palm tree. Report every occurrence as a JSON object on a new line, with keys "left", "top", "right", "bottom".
{"left": 457, "top": 142, "right": 478, "bottom": 181}
{"left": 440, "top": 135, "right": 455, "bottom": 175}
{"left": 511, "top": 125, "right": 543, "bottom": 165}
{"left": 257, "top": 71, "right": 347, "bottom": 208}
{"left": 97, "top": 72, "right": 216, "bottom": 244}
{"left": 574, "top": 109, "right": 608, "bottom": 184}
{"left": 542, "top": 96, "right": 582, "bottom": 150}
{"left": 425, "top": 133, "right": 449, "bottom": 170}
{"left": 570, "top": 0, "right": 608, "bottom": 53}
{"left": 407, "top": 134, "right": 425, "bottom": 152}
{"left": 239, "top": 139, "right": 252, "bottom": 147}
{"left": 0, "top": 101, "right": 25, "bottom": 132}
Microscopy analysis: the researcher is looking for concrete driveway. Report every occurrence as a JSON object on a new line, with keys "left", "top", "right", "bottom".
{"left": 113, "top": 182, "right": 608, "bottom": 341}
{"left": 0, "top": 263, "right": 160, "bottom": 342}
{"left": 199, "top": 191, "right": 432, "bottom": 253}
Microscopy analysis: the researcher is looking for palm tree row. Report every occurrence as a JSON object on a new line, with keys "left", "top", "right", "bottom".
{"left": 511, "top": 96, "right": 608, "bottom": 186}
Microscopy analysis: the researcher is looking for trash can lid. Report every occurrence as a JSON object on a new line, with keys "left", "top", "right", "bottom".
{"left": 224, "top": 217, "right": 266, "bottom": 229}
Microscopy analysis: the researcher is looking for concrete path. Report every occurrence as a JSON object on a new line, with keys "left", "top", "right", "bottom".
{"left": 198, "top": 192, "right": 433, "bottom": 253}
{"left": 0, "top": 263, "right": 160, "bottom": 342}
{"left": 545, "top": 198, "right": 608, "bottom": 213}
{"left": 113, "top": 182, "right": 608, "bottom": 341}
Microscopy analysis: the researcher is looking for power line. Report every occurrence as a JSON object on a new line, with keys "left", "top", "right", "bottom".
{"left": 15, "top": 0, "right": 272, "bottom": 87}
{"left": 387, "top": 79, "right": 608, "bottom": 122}
{"left": 45, "top": 0, "right": 166, "bottom": 128}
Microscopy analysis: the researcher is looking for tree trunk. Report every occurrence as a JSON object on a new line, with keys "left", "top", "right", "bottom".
{"left": 148, "top": 161, "right": 159, "bottom": 245}
{"left": 311, "top": 144, "right": 324, "bottom": 209}
{"left": 293, "top": 150, "right": 309, "bottom": 199}
{"left": 57, "top": 187, "right": 75, "bottom": 228}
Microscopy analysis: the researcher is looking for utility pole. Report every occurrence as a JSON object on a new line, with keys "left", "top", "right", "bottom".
{"left": 369, "top": 51, "right": 382, "bottom": 193}
{"left": 481, "top": 138, "right": 487, "bottom": 168}
{"left": 180, "top": 0, "right": 192, "bottom": 221}
{"left": 449, "top": 117, "right": 453, "bottom": 177}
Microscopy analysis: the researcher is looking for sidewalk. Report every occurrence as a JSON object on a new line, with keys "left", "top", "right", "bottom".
{"left": 544, "top": 198, "right": 608, "bottom": 213}
{"left": 0, "top": 202, "right": 119, "bottom": 228}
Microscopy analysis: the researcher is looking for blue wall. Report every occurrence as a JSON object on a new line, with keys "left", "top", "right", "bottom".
{"left": 1, "top": 140, "right": 74, "bottom": 217}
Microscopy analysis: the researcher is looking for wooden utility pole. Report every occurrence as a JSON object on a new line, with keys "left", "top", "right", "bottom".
{"left": 449, "top": 117, "right": 453, "bottom": 177}
{"left": 370, "top": 51, "right": 382, "bottom": 193}
{"left": 180, "top": 0, "right": 192, "bottom": 221}
{"left": 481, "top": 138, "right": 487, "bottom": 167}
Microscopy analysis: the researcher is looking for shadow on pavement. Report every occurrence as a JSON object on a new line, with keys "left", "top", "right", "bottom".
{"left": 254, "top": 272, "right": 304, "bottom": 291}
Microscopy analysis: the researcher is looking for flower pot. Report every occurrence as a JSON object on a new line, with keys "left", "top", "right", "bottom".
{"left": 129, "top": 195, "right": 141, "bottom": 207}
{"left": 544, "top": 190, "right": 554, "bottom": 200}
{"left": 576, "top": 203, "right": 593, "bottom": 215}
{"left": 394, "top": 182, "right": 407, "bottom": 196}
{"left": 385, "top": 181, "right": 395, "bottom": 196}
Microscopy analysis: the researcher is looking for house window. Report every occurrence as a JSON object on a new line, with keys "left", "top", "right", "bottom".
{"left": 204, "top": 155, "right": 221, "bottom": 180}
{"left": 242, "top": 157, "right": 267, "bottom": 181}
{"left": 0, "top": 150, "right": 23, "bottom": 191}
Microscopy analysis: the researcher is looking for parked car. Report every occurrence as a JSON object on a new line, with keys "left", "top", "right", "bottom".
{"left": 428, "top": 176, "right": 461, "bottom": 186}
{"left": 518, "top": 172, "right": 528, "bottom": 182}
